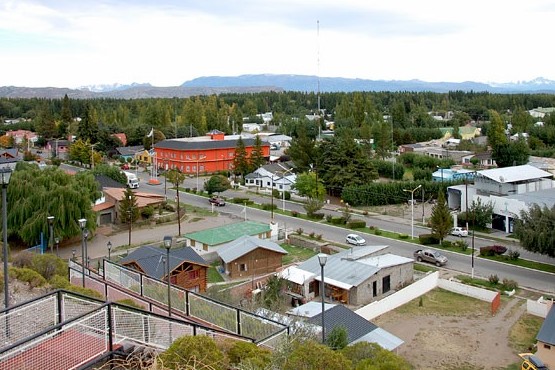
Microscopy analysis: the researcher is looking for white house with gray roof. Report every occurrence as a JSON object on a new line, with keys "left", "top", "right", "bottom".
{"left": 281, "top": 245, "right": 413, "bottom": 306}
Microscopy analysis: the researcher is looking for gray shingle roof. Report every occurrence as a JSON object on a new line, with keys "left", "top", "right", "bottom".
{"left": 217, "top": 235, "right": 287, "bottom": 263}
{"left": 116, "top": 145, "right": 144, "bottom": 156}
{"left": 308, "top": 305, "right": 377, "bottom": 343}
{"left": 119, "top": 245, "right": 208, "bottom": 280}
{"left": 537, "top": 304, "right": 555, "bottom": 345}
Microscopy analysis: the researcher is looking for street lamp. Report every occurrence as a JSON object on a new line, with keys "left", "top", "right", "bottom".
{"left": 404, "top": 185, "right": 422, "bottom": 239}
{"left": 47, "top": 216, "right": 54, "bottom": 253}
{"left": 280, "top": 167, "right": 294, "bottom": 212}
{"left": 54, "top": 237, "right": 59, "bottom": 257}
{"left": 1, "top": 167, "right": 12, "bottom": 310}
{"left": 318, "top": 253, "right": 328, "bottom": 344}
{"left": 78, "top": 218, "right": 87, "bottom": 287}
{"left": 127, "top": 194, "right": 132, "bottom": 246}
{"left": 107, "top": 241, "right": 112, "bottom": 261}
{"left": 164, "top": 235, "right": 173, "bottom": 317}
{"left": 84, "top": 229, "right": 89, "bottom": 268}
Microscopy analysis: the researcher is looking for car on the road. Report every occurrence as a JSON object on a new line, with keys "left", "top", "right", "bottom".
{"left": 208, "top": 196, "right": 226, "bottom": 206}
{"left": 413, "top": 249, "right": 448, "bottom": 266}
{"left": 451, "top": 227, "right": 468, "bottom": 237}
{"left": 346, "top": 233, "right": 366, "bottom": 246}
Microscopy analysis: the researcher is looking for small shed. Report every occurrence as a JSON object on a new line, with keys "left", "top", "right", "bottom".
{"left": 217, "top": 235, "right": 287, "bottom": 279}
{"left": 120, "top": 245, "right": 209, "bottom": 293}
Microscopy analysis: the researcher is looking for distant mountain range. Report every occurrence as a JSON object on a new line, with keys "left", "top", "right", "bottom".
{"left": 2, "top": 74, "right": 555, "bottom": 99}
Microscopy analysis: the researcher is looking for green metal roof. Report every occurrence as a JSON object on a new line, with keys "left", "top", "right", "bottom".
{"left": 184, "top": 221, "right": 271, "bottom": 246}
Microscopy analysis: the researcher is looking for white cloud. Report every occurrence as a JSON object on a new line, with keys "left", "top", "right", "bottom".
{"left": 1, "top": 0, "right": 554, "bottom": 87}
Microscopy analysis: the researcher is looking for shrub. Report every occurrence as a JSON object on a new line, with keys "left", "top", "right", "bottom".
{"left": 12, "top": 251, "right": 34, "bottom": 268}
{"left": 272, "top": 189, "right": 280, "bottom": 198}
{"left": 291, "top": 210, "right": 299, "bottom": 217}
{"left": 315, "top": 234, "right": 323, "bottom": 240}
{"left": 399, "top": 234, "right": 409, "bottom": 239}
{"left": 226, "top": 341, "right": 272, "bottom": 368}
{"left": 232, "top": 197, "right": 250, "bottom": 204}
{"left": 330, "top": 216, "right": 345, "bottom": 225}
{"left": 362, "top": 210, "right": 369, "bottom": 216}
{"left": 347, "top": 220, "right": 366, "bottom": 229}
{"left": 164, "top": 203, "right": 176, "bottom": 212}
{"left": 374, "top": 228, "right": 382, "bottom": 235}
{"left": 488, "top": 274, "right": 499, "bottom": 285}
{"left": 490, "top": 245, "right": 508, "bottom": 255}
{"left": 502, "top": 278, "right": 518, "bottom": 291}
{"left": 325, "top": 215, "right": 333, "bottom": 223}
{"left": 159, "top": 335, "right": 227, "bottom": 370}
{"left": 49, "top": 275, "right": 71, "bottom": 289}
{"left": 309, "top": 232, "right": 315, "bottom": 238}
{"left": 508, "top": 249, "right": 520, "bottom": 260}
{"left": 11, "top": 267, "right": 47, "bottom": 288}
{"left": 309, "top": 212, "right": 325, "bottom": 220}
{"left": 419, "top": 233, "right": 439, "bottom": 245}
{"left": 453, "top": 240, "right": 468, "bottom": 251}
{"left": 261, "top": 203, "right": 277, "bottom": 211}
{"left": 479, "top": 246, "right": 495, "bottom": 256}
{"left": 32, "top": 254, "right": 67, "bottom": 280}
{"left": 295, "top": 228, "right": 303, "bottom": 235}
{"left": 441, "top": 240, "right": 453, "bottom": 249}
{"left": 141, "top": 205, "right": 154, "bottom": 219}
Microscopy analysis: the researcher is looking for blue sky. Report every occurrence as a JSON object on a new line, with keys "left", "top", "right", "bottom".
{"left": 1, "top": 0, "right": 553, "bottom": 88}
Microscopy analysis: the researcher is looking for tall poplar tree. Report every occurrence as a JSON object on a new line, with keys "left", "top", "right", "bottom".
{"left": 430, "top": 190, "right": 453, "bottom": 242}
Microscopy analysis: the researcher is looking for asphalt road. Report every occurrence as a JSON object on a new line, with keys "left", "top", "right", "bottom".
{"left": 123, "top": 171, "right": 555, "bottom": 295}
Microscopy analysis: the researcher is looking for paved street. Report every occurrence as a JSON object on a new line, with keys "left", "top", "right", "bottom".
{"left": 58, "top": 167, "right": 555, "bottom": 294}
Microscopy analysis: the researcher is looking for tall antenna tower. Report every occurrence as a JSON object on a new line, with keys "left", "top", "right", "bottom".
{"left": 317, "top": 20, "right": 321, "bottom": 139}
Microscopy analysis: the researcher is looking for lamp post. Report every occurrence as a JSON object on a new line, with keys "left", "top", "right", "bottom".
{"left": 318, "top": 253, "right": 327, "bottom": 344}
{"left": 72, "top": 249, "right": 76, "bottom": 261}
{"left": 1, "top": 167, "right": 12, "bottom": 310}
{"left": 78, "top": 218, "right": 87, "bottom": 287}
{"left": 107, "top": 241, "right": 112, "bottom": 261}
{"left": 271, "top": 174, "right": 274, "bottom": 221}
{"left": 47, "top": 215, "right": 54, "bottom": 254}
{"left": 84, "top": 229, "right": 89, "bottom": 268}
{"left": 404, "top": 185, "right": 422, "bottom": 239}
{"left": 280, "top": 167, "right": 294, "bottom": 212}
{"left": 54, "top": 237, "right": 59, "bottom": 257}
{"left": 164, "top": 236, "right": 172, "bottom": 317}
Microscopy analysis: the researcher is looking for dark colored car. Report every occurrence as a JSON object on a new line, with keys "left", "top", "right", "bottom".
{"left": 209, "top": 196, "right": 226, "bottom": 206}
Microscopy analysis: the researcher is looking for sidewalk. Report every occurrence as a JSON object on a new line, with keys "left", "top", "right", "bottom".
{"left": 59, "top": 214, "right": 237, "bottom": 260}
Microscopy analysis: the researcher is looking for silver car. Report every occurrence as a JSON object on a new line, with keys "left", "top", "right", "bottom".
{"left": 346, "top": 233, "right": 366, "bottom": 246}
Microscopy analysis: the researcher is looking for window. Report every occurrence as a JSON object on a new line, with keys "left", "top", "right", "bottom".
{"left": 382, "top": 275, "right": 391, "bottom": 293}
{"left": 544, "top": 344, "right": 551, "bottom": 349}
{"left": 239, "top": 263, "right": 247, "bottom": 272}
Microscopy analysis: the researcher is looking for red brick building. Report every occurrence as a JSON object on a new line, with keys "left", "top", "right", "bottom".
{"left": 153, "top": 130, "right": 270, "bottom": 174}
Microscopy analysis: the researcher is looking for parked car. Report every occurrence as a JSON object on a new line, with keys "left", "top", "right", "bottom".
{"left": 451, "top": 227, "right": 468, "bottom": 237}
{"left": 208, "top": 196, "right": 226, "bottom": 206}
{"left": 346, "top": 233, "right": 366, "bottom": 246}
{"left": 413, "top": 249, "right": 448, "bottom": 266}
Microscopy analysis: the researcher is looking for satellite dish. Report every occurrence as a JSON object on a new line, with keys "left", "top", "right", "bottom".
{"left": 499, "top": 176, "right": 505, "bottom": 183}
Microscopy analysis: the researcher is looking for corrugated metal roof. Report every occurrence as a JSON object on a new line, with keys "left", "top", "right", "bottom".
{"left": 184, "top": 221, "right": 271, "bottom": 246}
{"left": 537, "top": 305, "right": 555, "bottom": 346}
{"left": 217, "top": 235, "right": 287, "bottom": 263}
{"left": 297, "top": 246, "right": 411, "bottom": 288}
{"left": 352, "top": 327, "right": 404, "bottom": 351}
{"left": 120, "top": 245, "right": 208, "bottom": 279}
{"left": 477, "top": 165, "right": 552, "bottom": 183}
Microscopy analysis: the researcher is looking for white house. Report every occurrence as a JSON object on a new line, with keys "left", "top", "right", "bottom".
{"left": 244, "top": 162, "right": 296, "bottom": 193}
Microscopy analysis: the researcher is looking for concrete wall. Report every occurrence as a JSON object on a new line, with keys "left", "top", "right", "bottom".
{"left": 527, "top": 297, "right": 553, "bottom": 318}
{"left": 353, "top": 262, "right": 414, "bottom": 306}
{"left": 356, "top": 272, "right": 439, "bottom": 320}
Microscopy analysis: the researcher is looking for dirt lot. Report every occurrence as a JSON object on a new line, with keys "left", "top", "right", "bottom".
{"left": 373, "top": 290, "right": 532, "bottom": 370}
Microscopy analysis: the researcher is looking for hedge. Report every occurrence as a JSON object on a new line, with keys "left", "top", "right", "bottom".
{"left": 347, "top": 220, "right": 366, "bottom": 229}
{"left": 419, "top": 233, "right": 440, "bottom": 245}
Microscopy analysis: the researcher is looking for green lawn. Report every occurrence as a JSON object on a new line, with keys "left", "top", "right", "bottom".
{"left": 207, "top": 264, "right": 224, "bottom": 283}
{"left": 479, "top": 254, "right": 555, "bottom": 274}
{"left": 281, "top": 243, "right": 318, "bottom": 265}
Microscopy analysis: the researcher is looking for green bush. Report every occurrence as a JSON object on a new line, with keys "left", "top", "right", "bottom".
{"left": 502, "top": 278, "right": 518, "bottom": 291}
{"left": 65, "top": 285, "right": 104, "bottom": 299}
{"left": 508, "top": 249, "right": 520, "bottom": 260}
{"left": 11, "top": 267, "right": 47, "bottom": 288}
{"left": 291, "top": 210, "right": 299, "bottom": 217}
{"left": 226, "top": 341, "right": 272, "bottom": 368}
{"left": 419, "top": 233, "right": 439, "bottom": 245}
{"left": 453, "top": 240, "right": 468, "bottom": 251}
{"left": 309, "top": 212, "right": 325, "bottom": 220}
{"left": 374, "top": 228, "right": 382, "bottom": 235}
{"left": 232, "top": 197, "right": 251, "bottom": 204}
{"left": 159, "top": 336, "right": 227, "bottom": 370}
{"left": 295, "top": 228, "right": 303, "bottom": 235}
{"left": 12, "top": 251, "right": 34, "bottom": 268}
{"left": 31, "top": 254, "right": 67, "bottom": 280}
{"left": 261, "top": 203, "right": 277, "bottom": 211}
{"left": 272, "top": 189, "right": 280, "bottom": 198}
{"left": 399, "top": 234, "right": 409, "bottom": 239}
{"left": 49, "top": 275, "right": 71, "bottom": 289}
{"left": 325, "top": 215, "right": 333, "bottom": 223}
{"left": 141, "top": 206, "right": 155, "bottom": 218}
{"left": 347, "top": 220, "right": 366, "bottom": 229}
{"left": 282, "top": 191, "right": 291, "bottom": 200}
{"left": 488, "top": 274, "right": 499, "bottom": 285}
{"left": 330, "top": 216, "right": 345, "bottom": 225}
{"left": 441, "top": 240, "right": 453, "bottom": 248}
